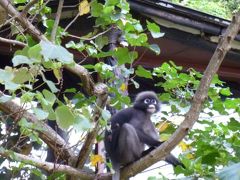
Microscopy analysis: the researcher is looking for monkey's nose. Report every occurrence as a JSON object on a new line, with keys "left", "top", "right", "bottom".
{"left": 147, "top": 105, "right": 156, "bottom": 113}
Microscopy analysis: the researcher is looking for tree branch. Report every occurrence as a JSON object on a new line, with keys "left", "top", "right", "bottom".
{"left": 118, "top": 12, "right": 240, "bottom": 179}
{"left": 0, "top": 91, "right": 75, "bottom": 162}
{"left": 75, "top": 83, "right": 108, "bottom": 169}
{"left": 0, "top": 36, "right": 26, "bottom": 46}
{"left": 51, "top": 0, "right": 64, "bottom": 42}
{"left": 22, "top": 0, "right": 39, "bottom": 16}
{"left": 0, "top": 147, "right": 94, "bottom": 180}
{"left": 64, "top": 64, "right": 95, "bottom": 96}
{"left": 0, "top": 0, "right": 47, "bottom": 41}
{"left": 64, "top": 13, "right": 80, "bottom": 32}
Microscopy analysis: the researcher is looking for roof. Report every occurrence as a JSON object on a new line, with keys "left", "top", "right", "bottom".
{"left": 128, "top": 0, "right": 240, "bottom": 83}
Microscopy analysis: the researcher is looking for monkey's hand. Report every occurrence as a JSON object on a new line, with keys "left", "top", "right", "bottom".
{"left": 140, "top": 140, "right": 165, "bottom": 157}
{"left": 141, "top": 146, "right": 155, "bottom": 156}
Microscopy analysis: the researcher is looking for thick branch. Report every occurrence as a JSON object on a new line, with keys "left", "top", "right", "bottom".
{"left": 0, "top": 91, "right": 74, "bottom": 161}
{"left": 64, "top": 64, "right": 95, "bottom": 96}
{"left": 0, "top": 147, "right": 94, "bottom": 180}
{"left": 0, "top": 0, "right": 47, "bottom": 41}
{"left": 119, "top": 12, "right": 240, "bottom": 179}
{"left": 51, "top": 0, "right": 64, "bottom": 42}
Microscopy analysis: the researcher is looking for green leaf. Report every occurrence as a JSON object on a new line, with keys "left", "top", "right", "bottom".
{"left": 220, "top": 87, "right": 232, "bottom": 96}
{"left": 135, "top": 65, "right": 152, "bottom": 79}
{"left": 41, "top": 73, "right": 59, "bottom": 93}
{"left": 114, "top": 48, "right": 137, "bottom": 65}
{"left": 5, "top": 81, "right": 20, "bottom": 91}
{"left": 86, "top": 45, "right": 97, "bottom": 55}
{"left": 42, "top": 89, "right": 56, "bottom": 105}
{"left": 14, "top": 0, "right": 27, "bottom": 4}
{"left": 12, "top": 55, "right": 33, "bottom": 66}
{"left": 21, "top": 92, "right": 35, "bottom": 103}
{"left": 0, "top": 69, "right": 14, "bottom": 83}
{"left": 159, "top": 93, "right": 171, "bottom": 102}
{"left": 91, "top": 0, "right": 103, "bottom": 17}
{"left": 55, "top": 105, "right": 75, "bottom": 130}
{"left": 228, "top": 118, "right": 240, "bottom": 131}
{"left": 43, "top": 104, "right": 56, "bottom": 120}
{"left": 125, "top": 33, "right": 148, "bottom": 46}
{"left": 74, "top": 115, "right": 92, "bottom": 131}
{"left": 106, "top": 0, "right": 119, "bottom": 6}
{"left": 28, "top": 44, "right": 42, "bottom": 61}
{"left": 146, "top": 20, "right": 164, "bottom": 38}
{"left": 45, "top": 80, "right": 59, "bottom": 93}
{"left": 66, "top": 40, "right": 85, "bottom": 52}
{"left": 40, "top": 40, "right": 74, "bottom": 64}
{"left": 33, "top": 108, "right": 49, "bottom": 120}
{"left": 13, "top": 67, "right": 31, "bottom": 84}
{"left": 95, "top": 35, "right": 109, "bottom": 49}
{"left": 149, "top": 44, "right": 160, "bottom": 55}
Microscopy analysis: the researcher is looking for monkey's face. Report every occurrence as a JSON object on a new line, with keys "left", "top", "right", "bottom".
{"left": 133, "top": 92, "right": 160, "bottom": 113}
{"left": 143, "top": 98, "right": 158, "bottom": 113}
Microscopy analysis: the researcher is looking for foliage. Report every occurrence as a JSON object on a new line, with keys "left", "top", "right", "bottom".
{"left": 171, "top": 0, "right": 240, "bottom": 19}
{"left": 0, "top": 0, "right": 239, "bottom": 179}
{"left": 149, "top": 62, "right": 240, "bottom": 178}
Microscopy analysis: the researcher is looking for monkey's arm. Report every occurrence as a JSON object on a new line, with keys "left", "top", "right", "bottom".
{"left": 135, "top": 128, "right": 163, "bottom": 147}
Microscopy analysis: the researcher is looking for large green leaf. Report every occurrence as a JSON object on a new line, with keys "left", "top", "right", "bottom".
{"left": 12, "top": 67, "right": 32, "bottom": 84}
{"left": 146, "top": 20, "right": 165, "bottom": 38}
{"left": 40, "top": 41, "right": 74, "bottom": 64}
{"left": 91, "top": 0, "right": 103, "bottom": 17}
{"left": 135, "top": 65, "right": 153, "bottom": 79}
{"left": 55, "top": 105, "right": 75, "bottom": 130}
{"left": 114, "top": 48, "right": 137, "bottom": 65}
{"left": 33, "top": 108, "right": 49, "bottom": 120}
{"left": 12, "top": 55, "right": 33, "bottom": 66}
{"left": 42, "top": 89, "right": 56, "bottom": 105}
{"left": 28, "top": 44, "right": 42, "bottom": 61}
{"left": 74, "top": 115, "right": 92, "bottom": 131}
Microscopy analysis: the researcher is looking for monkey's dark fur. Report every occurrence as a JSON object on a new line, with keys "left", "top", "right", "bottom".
{"left": 104, "top": 91, "right": 183, "bottom": 179}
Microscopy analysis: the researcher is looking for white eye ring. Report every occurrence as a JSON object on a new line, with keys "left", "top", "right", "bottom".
{"left": 151, "top": 99, "right": 157, "bottom": 104}
{"left": 144, "top": 99, "right": 150, "bottom": 104}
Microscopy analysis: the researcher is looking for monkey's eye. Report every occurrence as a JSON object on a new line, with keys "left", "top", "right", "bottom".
{"left": 151, "top": 99, "right": 157, "bottom": 104}
{"left": 144, "top": 98, "right": 151, "bottom": 104}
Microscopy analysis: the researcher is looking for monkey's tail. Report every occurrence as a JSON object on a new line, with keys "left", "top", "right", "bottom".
{"left": 165, "top": 153, "right": 185, "bottom": 168}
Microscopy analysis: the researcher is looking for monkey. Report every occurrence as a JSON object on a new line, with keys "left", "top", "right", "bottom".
{"left": 104, "top": 91, "right": 184, "bottom": 180}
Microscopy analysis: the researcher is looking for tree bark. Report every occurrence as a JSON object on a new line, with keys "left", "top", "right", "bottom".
{"left": 0, "top": 147, "right": 94, "bottom": 180}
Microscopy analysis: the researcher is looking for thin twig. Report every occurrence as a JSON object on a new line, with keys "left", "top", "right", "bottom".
{"left": 22, "top": 0, "right": 39, "bottom": 16}
{"left": 0, "top": 36, "right": 26, "bottom": 46}
{"left": 51, "top": 0, "right": 64, "bottom": 43}
{"left": 0, "top": 16, "right": 16, "bottom": 29}
{"left": 67, "top": 27, "right": 113, "bottom": 41}
{"left": 29, "top": 0, "right": 51, "bottom": 23}
{"left": 64, "top": 13, "right": 80, "bottom": 32}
